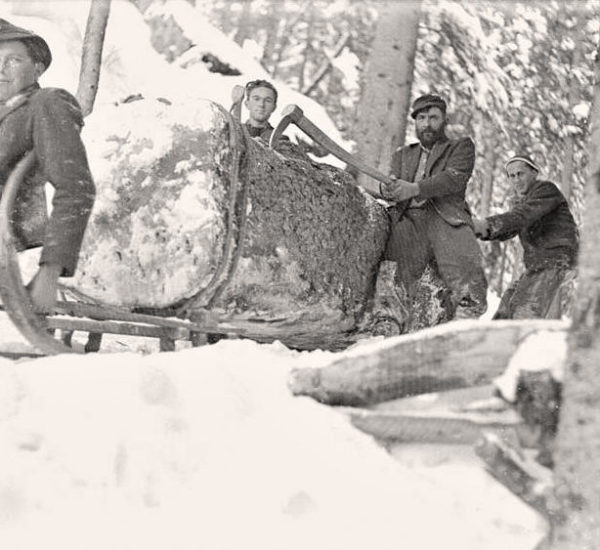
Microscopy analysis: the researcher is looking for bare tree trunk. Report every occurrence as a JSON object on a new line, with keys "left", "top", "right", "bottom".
{"left": 76, "top": 0, "right": 112, "bottom": 117}
{"left": 561, "top": 136, "right": 575, "bottom": 202}
{"left": 560, "top": 23, "right": 583, "bottom": 203}
{"left": 259, "top": 3, "right": 283, "bottom": 72}
{"left": 233, "top": 0, "right": 253, "bottom": 47}
{"left": 480, "top": 121, "right": 497, "bottom": 218}
{"left": 480, "top": 156, "right": 495, "bottom": 218}
{"left": 550, "top": 41, "right": 600, "bottom": 549}
{"left": 297, "top": 7, "right": 315, "bottom": 92}
{"left": 269, "top": 3, "right": 307, "bottom": 79}
{"left": 354, "top": 0, "right": 421, "bottom": 187}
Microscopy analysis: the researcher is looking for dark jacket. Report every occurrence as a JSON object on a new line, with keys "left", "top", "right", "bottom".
{"left": 483, "top": 179, "right": 578, "bottom": 270}
{"left": 390, "top": 136, "right": 476, "bottom": 226}
{"left": 0, "top": 84, "right": 95, "bottom": 276}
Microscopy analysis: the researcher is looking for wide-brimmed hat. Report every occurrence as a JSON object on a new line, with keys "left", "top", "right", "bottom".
{"left": 0, "top": 18, "right": 52, "bottom": 70}
{"left": 410, "top": 94, "right": 447, "bottom": 119}
{"left": 505, "top": 154, "right": 541, "bottom": 173}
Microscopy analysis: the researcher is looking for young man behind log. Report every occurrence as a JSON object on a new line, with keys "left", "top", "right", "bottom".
{"left": 244, "top": 79, "right": 278, "bottom": 141}
{"left": 0, "top": 19, "right": 96, "bottom": 312}
{"left": 473, "top": 155, "right": 578, "bottom": 319}
{"left": 365, "top": 94, "right": 488, "bottom": 320}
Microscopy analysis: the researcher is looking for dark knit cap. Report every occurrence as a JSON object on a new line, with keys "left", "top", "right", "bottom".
{"left": 505, "top": 154, "right": 541, "bottom": 173}
{"left": 0, "top": 18, "right": 52, "bottom": 70}
{"left": 410, "top": 94, "right": 447, "bottom": 119}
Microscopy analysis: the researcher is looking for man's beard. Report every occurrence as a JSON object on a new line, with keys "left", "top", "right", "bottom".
{"left": 417, "top": 123, "right": 446, "bottom": 148}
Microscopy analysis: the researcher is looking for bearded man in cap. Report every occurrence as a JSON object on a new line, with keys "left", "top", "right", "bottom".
{"left": 366, "top": 93, "right": 487, "bottom": 321}
{"left": 473, "top": 155, "right": 578, "bottom": 319}
{"left": 0, "top": 18, "right": 95, "bottom": 313}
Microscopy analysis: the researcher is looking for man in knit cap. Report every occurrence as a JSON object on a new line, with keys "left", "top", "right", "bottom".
{"left": 364, "top": 93, "right": 488, "bottom": 321}
{"left": 473, "top": 154, "right": 578, "bottom": 318}
{"left": 0, "top": 18, "right": 95, "bottom": 312}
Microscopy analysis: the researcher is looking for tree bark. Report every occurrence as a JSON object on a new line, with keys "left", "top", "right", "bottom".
{"left": 354, "top": 0, "right": 421, "bottom": 188}
{"left": 550, "top": 40, "right": 600, "bottom": 549}
{"left": 76, "top": 0, "right": 112, "bottom": 117}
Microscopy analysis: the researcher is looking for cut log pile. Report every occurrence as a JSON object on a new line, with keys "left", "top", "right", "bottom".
{"left": 290, "top": 318, "right": 567, "bottom": 525}
{"left": 289, "top": 319, "right": 568, "bottom": 405}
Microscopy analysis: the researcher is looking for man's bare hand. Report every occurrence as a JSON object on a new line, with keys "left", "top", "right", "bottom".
{"left": 472, "top": 217, "right": 490, "bottom": 239}
{"left": 381, "top": 177, "right": 420, "bottom": 202}
{"left": 27, "top": 263, "right": 62, "bottom": 313}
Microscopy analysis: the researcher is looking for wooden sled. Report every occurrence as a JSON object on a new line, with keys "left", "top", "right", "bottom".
{"left": 0, "top": 153, "right": 251, "bottom": 356}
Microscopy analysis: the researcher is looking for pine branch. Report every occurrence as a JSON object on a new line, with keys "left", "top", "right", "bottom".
{"left": 302, "top": 31, "right": 350, "bottom": 96}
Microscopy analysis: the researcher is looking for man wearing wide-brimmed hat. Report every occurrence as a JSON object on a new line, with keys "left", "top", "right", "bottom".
{"left": 374, "top": 93, "right": 488, "bottom": 321}
{"left": 0, "top": 18, "right": 95, "bottom": 312}
{"left": 473, "top": 154, "right": 578, "bottom": 318}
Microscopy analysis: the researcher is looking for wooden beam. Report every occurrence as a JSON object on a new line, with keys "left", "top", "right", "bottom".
{"left": 46, "top": 318, "right": 189, "bottom": 340}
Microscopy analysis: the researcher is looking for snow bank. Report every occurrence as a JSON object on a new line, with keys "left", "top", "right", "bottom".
{"left": 0, "top": 339, "right": 545, "bottom": 550}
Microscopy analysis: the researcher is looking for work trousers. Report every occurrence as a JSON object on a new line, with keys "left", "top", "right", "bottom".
{"left": 384, "top": 205, "right": 488, "bottom": 319}
{"left": 493, "top": 264, "right": 574, "bottom": 320}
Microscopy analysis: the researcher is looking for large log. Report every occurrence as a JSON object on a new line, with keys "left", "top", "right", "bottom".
{"left": 67, "top": 98, "right": 389, "bottom": 346}
{"left": 289, "top": 319, "right": 569, "bottom": 405}
{"left": 60, "top": 97, "right": 452, "bottom": 349}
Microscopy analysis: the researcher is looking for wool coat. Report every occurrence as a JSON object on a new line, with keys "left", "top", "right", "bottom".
{"left": 389, "top": 136, "right": 476, "bottom": 226}
{"left": 0, "top": 84, "right": 95, "bottom": 277}
{"left": 482, "top": 179, "right": 578, "bottom": 270}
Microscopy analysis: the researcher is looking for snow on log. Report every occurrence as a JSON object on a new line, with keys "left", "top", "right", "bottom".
{"left": 289, "top": 319, "right": 569, "bottom": 405}
{"left": 68, "top": 97, "right": 389, "bottom": 345}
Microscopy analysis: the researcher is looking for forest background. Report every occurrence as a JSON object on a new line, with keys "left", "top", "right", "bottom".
{"left": 134, "top": 0, "right": 599, "bottom": 298}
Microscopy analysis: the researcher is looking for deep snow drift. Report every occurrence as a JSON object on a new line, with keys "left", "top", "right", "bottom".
{"left": 0, "top": 336, "right": 547, "bottom": 550}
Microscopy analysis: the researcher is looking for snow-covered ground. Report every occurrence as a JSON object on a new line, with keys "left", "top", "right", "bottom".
{"left": 0, "top": 318, "right": 548, "bottom": 550}
{"left": 0, "top": 3, "right": 554, "bottom": 549}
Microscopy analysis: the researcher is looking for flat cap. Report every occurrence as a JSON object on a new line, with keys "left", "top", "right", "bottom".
{"left": 0, "top": 18, "right": 52, "bottom": 70}
{"left": 410, "top": 94, "right": 447, "bottom": 119}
